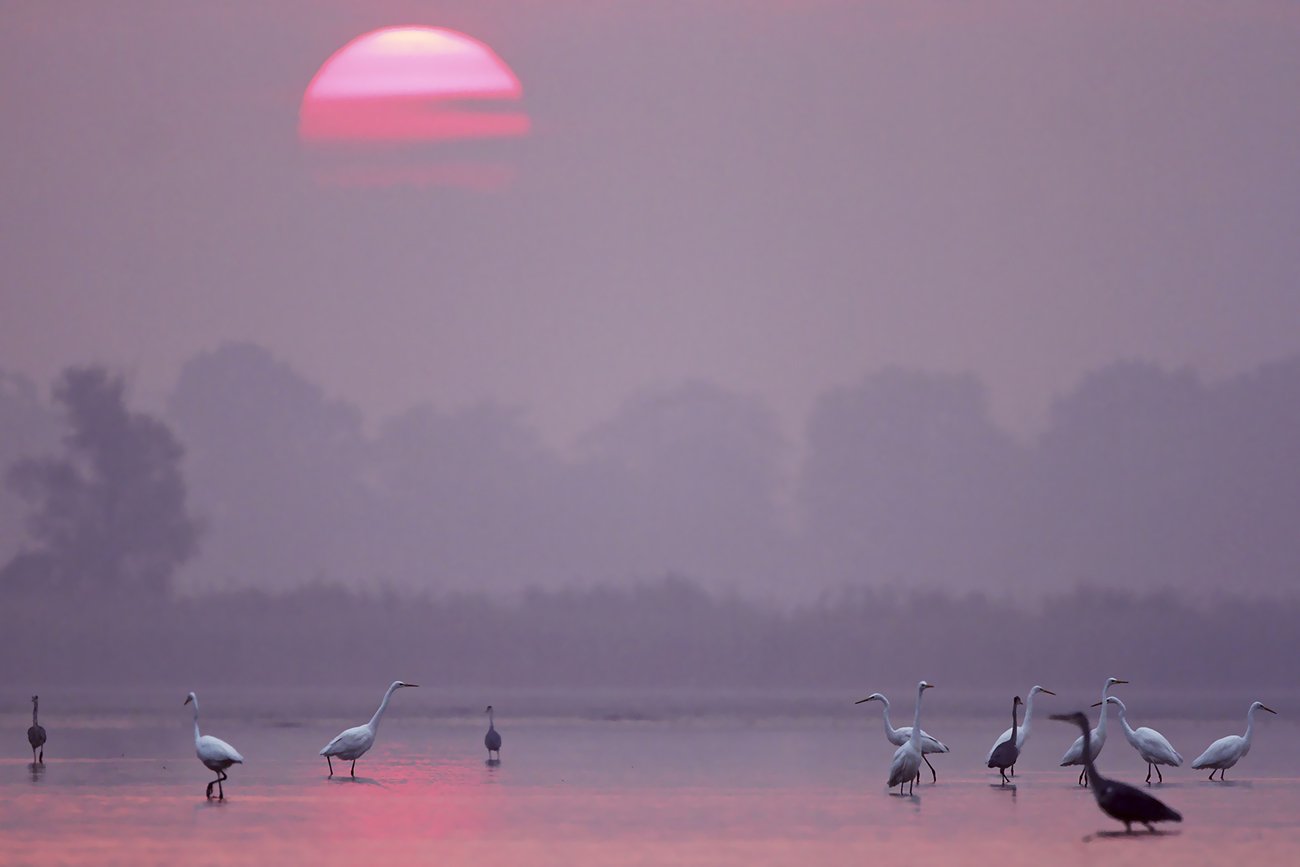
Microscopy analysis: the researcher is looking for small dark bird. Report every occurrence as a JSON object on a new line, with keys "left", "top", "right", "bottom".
{"left": 1051, "top": 712, "right": 1182, "bottom": 833}
{"left": 987, "top": 696, "right": 1022, "bottom": 784}
{"left": 27, "top": 696, "right": 47, "bottom": 764}
{"left": 485, "top": 705, "right": 502, "bottom": 760}
{"left": 28, "top": 695, "right": 46, "bottom": 764}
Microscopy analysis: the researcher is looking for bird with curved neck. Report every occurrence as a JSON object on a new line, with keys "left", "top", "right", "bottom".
{"left": 1051, "top": 712, "right": 1181, "bottom": 833}
{"left": 886, "top": 681, "right": 934, "bottom": 796}
{"left": 985, "top": 685, "right": 1055, "bottom": 775}
{"left": 1091, "top": 696, "right": 1182, "bottom": 783}
{"left": 184, "top": 692, "right": 243, "bottom": 800}
{"left": 1191, "top": 701, "right": 1278, "bottom": 781}
{"left": 1060, "top": 677, "right": 1128, "bottom": 786}
{"left": 484, "top": 705, "right": 502, "bottom": 761}
{"left": 28, "top": 695, "right": 47, "bottom": 764}
{"left": 987, "top": 696, "right": 1023, "bottom": 785}
{"left": 319, "top": 680, "right": 419, "bottom": 777}
{"left": 855, "top": 692, "right": 949, "bottom": 782}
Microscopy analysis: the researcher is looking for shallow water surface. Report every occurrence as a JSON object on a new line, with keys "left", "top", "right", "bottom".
{"left": 3, "top": 691, "right": 1298, "bottom": 865}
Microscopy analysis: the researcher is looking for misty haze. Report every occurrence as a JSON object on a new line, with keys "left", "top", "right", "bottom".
{"left": 4, "top": 2, "right": 1300, "bottom": 865}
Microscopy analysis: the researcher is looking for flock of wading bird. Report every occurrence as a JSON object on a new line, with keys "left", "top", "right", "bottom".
{"left": 22, "top": 677, "right": 1278, "bottom": 833}
{"left": 857, "top": 678, "right": 1279, "bottom": 833}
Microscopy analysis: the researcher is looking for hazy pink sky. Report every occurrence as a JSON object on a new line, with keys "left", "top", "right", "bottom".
{"left": 3, "top": 1, "right": 1298, "bottom": 446}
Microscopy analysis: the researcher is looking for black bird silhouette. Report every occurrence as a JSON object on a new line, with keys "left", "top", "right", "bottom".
{"left": 988, "top": 696, "right": 1022, "bottom": 784}
{"left": 484, "top": 705, "right": 502, "bottom": 760}
{"left": 1051, "top": 712, "right": 1182, "bottom": 833}
{"left": 28, "top": 695, "right": 46, "bottom": 763}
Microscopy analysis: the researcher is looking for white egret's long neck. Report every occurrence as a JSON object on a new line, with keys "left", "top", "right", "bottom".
{"left": 1096, "top": 683, "right": 1113, "bottom": 736}
{"left": 369, "top": 684, "right": 399, "bottom": 731}
{"left": 1115, "top": 703, "right": 1138, "bottom": 743}
{"left": 877, "top": 699, "right": 897, "bottom": 739}
{"left": 191, "top": 700, "right": 202, "bottom": 746}
{"left": 1020, "top": 691, "right": 1038, "bottom": 742}
{"left": 907, "top": 687, "right": 925, "bottom": 748}
{"left": 1243, "top": 705, "right": 1260, "bottom": 744}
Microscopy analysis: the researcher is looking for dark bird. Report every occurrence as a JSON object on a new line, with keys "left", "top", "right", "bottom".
{"left": 988, "top": 696, "right": 1023, "bottom": 784}
{"left": 484, "top": 705, "right": 502, "bottom": 760}
{"left": 28, "top": 695, "right": 46, "bottom": 764}
{"left": 1051, "top": 712, "right": 1182, "bottom": 833}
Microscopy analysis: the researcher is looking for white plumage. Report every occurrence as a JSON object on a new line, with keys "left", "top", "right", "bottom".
{"left": 1191, "top": 700, "right": 1277, "bottom": 780}
{"left": 1060, "top": 676, "right": 1128, "bottom": 785}
{"left": 184, "top": 692, "right": 243, "bottom": 800}
{"left": 886, "top": 681, "right": 934, "bottom": 795}
{"left": 1094, "top": 696, "right": 1182, "bottom": 783}
{"left": 320, "top": 680, "right": 418, "bottom": 777}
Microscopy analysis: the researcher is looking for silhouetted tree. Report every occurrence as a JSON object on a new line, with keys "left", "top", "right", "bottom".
{"left": 2, "top": 366, "right": 200, "bottom": 598}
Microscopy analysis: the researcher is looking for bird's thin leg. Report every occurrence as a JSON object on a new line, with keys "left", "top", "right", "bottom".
{"left": 217, "top": 770, "right": 226, "bottom": 800}
{"left": 1146, "top": 763, "right": 1152, "bottom": 784}
{"left": 1124, "top": 822, "right": 1132, "bottom": 834}
{"left": 1078, "top": 767, "right": 1086, "bottom": 786}
{"left": 1221, "top": 769, "right": 1227, "bottom": 781}
{"left": 326, "top": 756, "right": 334, "bottom": 777}
{"left": 206, "top": 779, "right": 215, "bottom": 799}
{"left": 1144, "top": 822, "right": 1156, "bottom": 833}
{"left": 38, "top": 748, "right": 43, "bottom": 764}
{"left": 1155, "top": 764, "right": 1163, "bottom": 784}
{"left": 923, "top": 754, "right": 937, "bottom": 783}
{"left": 350, "top": 760, "right": 356, "bottom": 778}
{"left": 1010, "top": 764, "right": 1015, "bottom": 777}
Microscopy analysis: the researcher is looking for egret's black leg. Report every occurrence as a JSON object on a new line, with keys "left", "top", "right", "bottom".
{"left": 1146, "top": 763, "right": 1152, "bottom": 784}
{"left": 923, "top": 754, "right": 937, "bottom": 783}
{"left": 206, "top": 779, "right": 215, "bottom": 799}
{"left": 1078, "top": 767, "right": 1086, "bottom": 786}
{"left": 1143, "top": 822, "right": 1156, "bottom": 833}
{"left": 217, "top": 770, "right": 226, "bottom": 800}
{"left": 1010, "top": 764, "right": 1015, "bottom": 777}
{"left": 1124, "top": 822, "right": 1132, "bottom": 834}
{"left": 327, "top": 755, "right": 334, "bottom": 777}
{"left": 350, "top": 760, "right": 356, "bottom": 778}
{"left": 38, "top": 748, "right": 43, "bottom": 763}
{"left": 1155, "top": 764, "right": 1163, "bottom": 783}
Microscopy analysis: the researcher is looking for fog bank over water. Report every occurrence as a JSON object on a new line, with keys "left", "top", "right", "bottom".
{"left": 5, "top": 347, "right": 1300, "bottom": 604}
{"left": 2, "top": 354, "right": 1299, "bottom": 692}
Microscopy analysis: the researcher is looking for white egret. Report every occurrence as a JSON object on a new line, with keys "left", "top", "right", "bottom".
{"left": 886, "top": 681, "right": 934, "bottom": 796}
{"left": 319, "top": 680, "right": 418, "bottom": 777}
{"left": 987, "top": 696, "right": 1023, "bottom": 785}
{"left": 1051, "top": 712, "right": 1182, "bottom": 833}
{"left": 855, "top": 691, "right": 949, "bottom": 782}
{"left": 1091, "top": 696, "right": 1182, "bottom": 783}
{"left": 985, "top": 684, "right": 1055, "bottom": 774}
{"left": 484, "top": 705, "right": 502, "bottom": 760}
{"left": 28, "top": 695, "right": 46, "bottom": 764}
{"left": 1190, "top": 700, "right": 1277, "bottom": 781}
{"left": 1060, "top": 677, "right": 1128, "bottom": 786}
{"left": 184, "top": 692, "right": 243, "bottom": 800}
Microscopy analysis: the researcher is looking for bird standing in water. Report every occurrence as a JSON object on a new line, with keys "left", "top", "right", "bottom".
{"left": 28, "top": 695, "right": 46, "bottom": 764}
{"left": 988, "top": 696, "right": 1023, "bottom": 785}
{"left": 985, "top": 685, "right": 1055, "bottom": 776}
{"left": 1191, "top": 701, "right": 1277, "bottom": 781}
{"left": 184, "top": 692, "right": 243, "bottom": 800}
{"left": 484, "top": 705, "right": 502, "bottom": 761}
{"left": 1060, "top": 677, "right": 1128, "bottom": 786}
{"left": 886, "top": 681, "right": 935, "bottom": 796}
{"left": 1051, "top": 712, "right": 1181, "bottom": 833}
{"left": 319, "top": 681, "right": 419, "bottom": 777}
{"left": 1091, "top": 696, "right": 1182, "bottom": 784}
{"left": 855, "top": 691, "right": 949, "bottom": 783}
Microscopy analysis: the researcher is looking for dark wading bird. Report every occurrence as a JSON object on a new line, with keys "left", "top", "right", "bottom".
{"left": 985, "top": 685, "right": 1055, "bottom": 776}
{"left": 856, "top": 691, "right": 949, "bottom": 783}
{"left": 319, "top": 681, "right": 418, "bottom": 777}
{"left": 184, "top": 692, "right": 244, "bottom": 800}
{"left": 1051, "top": 712, "right": 1182, "bottom": 834}
{"left": 1190, "top": 701, "right": 1277, "bottom": 781}
{"left": 887, "top": 681, "right": 935, "bottom": 796}
{"left": 988, "top": 696, "right": 1023, "bottom": 784}
{"left": 484, "top": 705, "right": 502, "bottom": 761}
{"left": 28, "top": 695, "right": 46, "bottom": 763}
